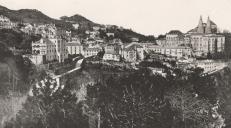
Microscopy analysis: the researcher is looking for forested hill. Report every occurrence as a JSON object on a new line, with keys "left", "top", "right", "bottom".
{"left": 0, "top": 5, "right": 155, "bottom": 42}
{"left": 0, "top": 5, "right": 73, "bottom": 30}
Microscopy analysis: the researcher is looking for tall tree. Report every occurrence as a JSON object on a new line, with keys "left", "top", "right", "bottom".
{"left": 165, "top": 88, "right": 212, "bottom": 128}
{"left": 86, "top": 69, "right": 173, "bottom": 128}
{"left": 5, "top": 77, "right": 88, "bottom": 128}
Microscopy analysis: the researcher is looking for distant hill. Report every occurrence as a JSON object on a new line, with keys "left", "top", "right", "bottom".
{"left": 0, "top": 5, "right": 73, "bottom": 30}
{"left": 60, "top": 14, "right": 97, "bottom": 25}
{"left": 60, "top": 14, "right": 99, "bottom": 31}
{"left": 0, "top": 5, "right": 53, "bottom": 23}
{"left": 0, "top": 5, "right": 155, "bottom": 42}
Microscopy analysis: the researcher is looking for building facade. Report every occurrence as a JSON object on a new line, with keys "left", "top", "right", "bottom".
{"left": 165, "top": 30, "right": 184, "bottom": 47}
{"left": 187, "top": 16, "right": 225, "bottom": 57}
{"left": 84, "top": 48, "right": 101, "bottom": 57}
{"left": 31, "top": 37, "right": 68, "bottom": 64}
{"left": 121, "top": 43, "right": 144, "bottom": 62}
{"left": 190, "top": 34, "right": 225, "bottom": 56}
{"left": 147, "top": 45, "right": 192, "bottom": 58}
{"left": 66, "top": 41, "right": 83, "bottom": 55}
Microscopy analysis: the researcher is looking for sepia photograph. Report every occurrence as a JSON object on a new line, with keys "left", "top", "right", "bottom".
{"left": 0, "top": 0, "right": 231, "bottom": 128}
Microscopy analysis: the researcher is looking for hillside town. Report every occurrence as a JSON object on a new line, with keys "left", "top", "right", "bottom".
{"left": 0, "top": 15, "right": 221, "bottom": 75}
{"left": 1, "top": 2, "right": 231, "bottom": 128}
{"left": 0, "top": 13, "right": 228, "bottom": 82}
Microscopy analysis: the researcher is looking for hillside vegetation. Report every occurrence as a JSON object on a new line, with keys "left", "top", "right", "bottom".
{"left": 0, "top": 5, "right": 156, "bottom": 42}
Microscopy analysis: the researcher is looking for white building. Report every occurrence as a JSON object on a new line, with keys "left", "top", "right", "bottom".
{"left": 31, "top": 38, "right": 68, "bottom": 64}
{"left": 84, "top": 48, "right": 101, "bottom": 57}
{"left": 106, "top": 33, "right": 115, "bottom": 37}
{"left": 23, "top": 54, "right": 44, "bottom": 65}
{"left": 0, "top": 15, "right": 17, "bottom": 29}
{"left": 66, "top": 41, "right": 83, "bottom": 55}
{"left": 165, "top": 30, "right": 185, "bottom": 47}
{"left": 195, "top": 60, "right": 227, "bottom": 73}
{"left": 190, "top": 34, "right": 225, "bottom": 56}
{"left": 103, "top": 44, "right": 122, "bottom": 61}
{"left": 72, "top": 23, "right": 79, "bottom": 29}
{"left": 147, "top": 45, "right": 192, "bottom": 58}
{"left": 103, "top": 51, "right": 120, "bottom": 61}
{"left": 121, "top": 43, "right": 144, "bottom": 62}
{"left": 34, "top": 24, "right": 57, "bottom": 38}
{"left": 20, "top": 23, "right": 34, "bottom": 34}
{"left": 49, "top": 38, "right": 68, "bottom": 62}
{"left": 93, "top": 26, "right": 100, "bottom": 31}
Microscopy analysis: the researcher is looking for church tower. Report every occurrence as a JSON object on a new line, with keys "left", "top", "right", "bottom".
{"left": 205, "top": 16, "right": 212, "bottom": 34}
{"left": 197, "top": 16, "right": 204, "bottom": 33}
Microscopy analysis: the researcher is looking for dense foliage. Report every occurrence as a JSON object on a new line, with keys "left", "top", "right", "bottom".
{"left": 86, "top": 67, "right": 225, "bottom": 128}
{"left": 5, "top": 77, "right": 88, "bottom": 128}
{"left": 99, "top": 28, "right": 156, "bottom": 43}
{"left": 0, "top": 29, "right": 41, "bottom": 51}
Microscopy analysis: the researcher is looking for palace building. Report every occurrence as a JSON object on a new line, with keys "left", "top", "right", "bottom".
{"left": 187, "top": 16, "right": 225, "bottom": 57}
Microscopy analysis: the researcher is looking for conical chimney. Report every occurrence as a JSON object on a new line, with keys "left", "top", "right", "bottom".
{"left": 205, "top": 16, "right": 212, "bottom": 34}
{"left": 197, "top": 16, "right": 204, "bottom": 33}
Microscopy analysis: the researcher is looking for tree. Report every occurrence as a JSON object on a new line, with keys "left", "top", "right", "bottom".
{"left": 5, "top": 77, "right": 88, "bottom": 128}
{"left": 86, "top": 69, "right": 172, "bottom": 128}
{"left": 165, "top": 67, "right": 225, "bottom": 128}
{"left": 165, "top": 88, "right": 212, "bottom": 128}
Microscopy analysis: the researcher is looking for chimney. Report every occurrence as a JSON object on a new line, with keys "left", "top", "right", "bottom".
{"left": 197, "top": 15, "right": 204, "bottom": 34}
{"left": 205, "top": 16, "right": 212, "bottom": 34}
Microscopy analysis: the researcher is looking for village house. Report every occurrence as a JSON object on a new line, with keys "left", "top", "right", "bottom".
{"left": 103, "top": 44, "right": 122, "bottom": 61}
{"left": 89, "top": 31, "right": 100, "bottom": 38}
{"left": 165, "top": 30, "right": 185, "bottom": 47}
{"left": 0, "top": 15, "right": 17, "bottom": 29}
{"left": 72, "top": 23, "right": 79, "bottom": 29}
{"left": 83, "top": 47, "right": 102, "bottom": 57}
{"left": 109, "top": 38, "right": 123, "bottom": 45}
{"left": 49, "top": 38, "right": 68, "bottom": 62}
{"left": 93, "top": 26, "right": 100, "bottom": 31}
{"left": 156, "top": 35, "right": 166, "bottom": 46}
{"left": 121, "top": 43, "right": 144, "bottom": 62}
{"left": 130, "top": 37, "right": 139, "bottom": 42}
{"left": 106, "top": 32, "right": 115, "bottom": 38}
{"left": 30, "top": 37, "right": 68, "bottom": 64}
{"left": 66, "top": 31, "right": 72, "bottom": 37}
{"left": 31, "top": 38, "right": 57, "bottom": 64}
{"left": 20, "top": 23, "right": 34, "bottom": 34}
{"left": 66, "top": 41, "right": 83, "bottom": 55}
{"left": 194, "top": 60, "right": 227, "bottom": 73}
{"left": 103, "top": 51, "right": 120, "bottom": 61}
{"left": 147, "top": 45, "right": 192, "bottom": 58}
{"left": 34, "top": 24, "right": 57, "bottom": 38}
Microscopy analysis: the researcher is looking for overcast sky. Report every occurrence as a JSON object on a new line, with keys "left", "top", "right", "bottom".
{"left": 1, "top": 0, "right": 231, "bottom": 36}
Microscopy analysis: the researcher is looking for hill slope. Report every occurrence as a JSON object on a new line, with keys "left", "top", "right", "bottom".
{"left": 0, "top": 5, "right": 75, "bottom": 30}
{"left": 0, "top": 5, "right": 155, "bottom": 42}
{"left": 60, "top": 14, "right": 98, "bottom": 31}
